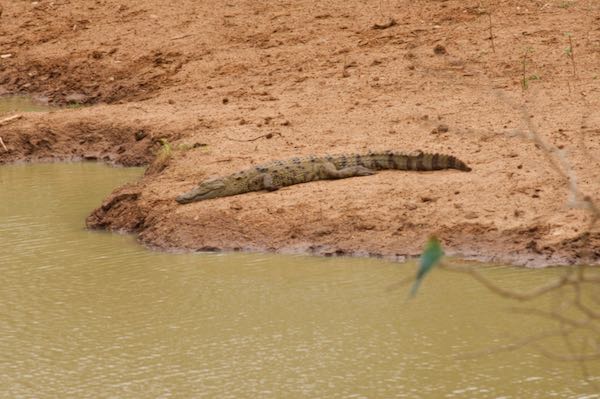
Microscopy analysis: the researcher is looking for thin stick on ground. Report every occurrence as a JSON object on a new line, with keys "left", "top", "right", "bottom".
{"left": 0, "top": 136, "right": 7, "bottom": 152}
{"left": 488, "top": 12, "right": 495, "bottom": 54}
{"left": 224, "top": 132, "right": 282, "bottom": 142}
{"left": 521, "top": 48, "right": 531, "bottom": 90}
{"left": 566, "top": 33, "right": 577, "bottom": 78}
{"left": 0, "top": 114, "right": 22, "bottom": 126}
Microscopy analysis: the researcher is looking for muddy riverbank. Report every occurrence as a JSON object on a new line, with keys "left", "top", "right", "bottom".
{"left": 1, "top": 0, "right": 599, "bottom": 266}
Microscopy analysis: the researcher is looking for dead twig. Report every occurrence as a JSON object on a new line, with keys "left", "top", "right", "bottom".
{"left": 440, "top": 261, "right": 575, "bottom": 301}
{"left": 170, "top": 33, "right": 194, "bottom": 41}
{"left": 488, "top": 13, "right": 496, "bottom": 54}
{"left": 457, "top": 328, "right": 574, "bottom": 359}
{"left": 0, "top": 136, "right": 7, "bottom": 152}
{"left": 0, "top": 114, "right": 22, "bottom": 126}
{"left": 224, "top": 132, "right": 282, "bottom": 142}
{"left": 531, "top": 343, "right": 600, "bottom": 362}
{"left": 565, "top": 33, "right": 577, "bottom": 78}
{"left": 521, "top": 47, "right": 531, "bottom": 90}
{"left": 508, "top": 306, "right": 600, "bottom": 334}
{"left": 211, "top": 156, "right": 253, "bottom": 164}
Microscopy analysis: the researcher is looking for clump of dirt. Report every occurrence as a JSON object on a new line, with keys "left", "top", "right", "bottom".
{"left": 2, "top": 0, "right": 600, "bottom": 267}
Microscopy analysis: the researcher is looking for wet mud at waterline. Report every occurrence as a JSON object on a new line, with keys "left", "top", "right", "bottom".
{"left": 1, "top": 1, "right": 600, "bottom": 266}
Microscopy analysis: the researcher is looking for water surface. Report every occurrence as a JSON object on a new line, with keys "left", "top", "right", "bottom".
{"left": 0, "top": 95, "right": 54, "bottom": 115}
{"left": 0, "top": 163, "right": 598, "bottom": 398}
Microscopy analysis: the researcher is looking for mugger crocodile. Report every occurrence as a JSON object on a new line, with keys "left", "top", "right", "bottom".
{"left": 176, "top": 150, "right": 471, "bottom": 204}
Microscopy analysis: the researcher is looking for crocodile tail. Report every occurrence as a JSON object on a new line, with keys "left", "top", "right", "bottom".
{"left": 331, "top": 152, "right": 470, "bottom": 172}
{"left": 391, "top": 152, "right": 471, "bottom": 172}
{"left": 430, "top": 153, "right": 471, "bottom": 171}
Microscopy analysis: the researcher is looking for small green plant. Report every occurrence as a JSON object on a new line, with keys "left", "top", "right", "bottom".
{"left": 175, "top": 143, "right": 193, "bottom": 151}
{"left": 564, "top": 32, "right": 577, "bottom": 77}
{"left": 149, "top": 139, "right": 205, "bottom": 174}
{"left": 521, "top": 47, "right": 533, "bottom": 90}
{"left": 155, "top": 138, "right": 172, "bottom": 164}
{"left": 66, "top": 102, "right": 84, "bottom": 109}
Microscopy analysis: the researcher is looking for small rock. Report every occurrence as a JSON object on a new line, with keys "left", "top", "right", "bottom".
{"left": 168, "top": 99, "right": 175, "bottom": 105}
{"left": 222, "top": 97, "right": 229, "bottom": 104}
{"left": 357, "top": 223, "right": 376, "bottom": 231}
{"left": 230, "top": 201, "right": 243, "bottom": 211}
{"left": 83, "top": 153, "right": 99, "bottom": 160}
{"left": 406, "top": 203, "right": 418, "bottom": 210}
{"left": 465, "top": 211, "right": 478, "bottom": 219}
{"left": 134, "top": 131, "right": 147, "bottom": 141}
{"left": 315, "top": 227, "right": 333, "bottom": 236}
{"left": 197, "top": 246, "right": 220, "bottom": 252}
{"left": 436, "top": 123, "right": 449, "bottom": 133}
{"left": 433, "top": 44, "right": 447, "bottom": 55}
{"left": 0, "top": 53, "right": 13, "bottom": 59}
{"left": 526, "top": 240, "right": 541, "bottom": 254}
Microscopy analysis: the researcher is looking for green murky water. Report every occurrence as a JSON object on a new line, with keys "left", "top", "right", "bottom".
{"left": 0, "top": 163, "right": 598, "bottom": 398}
{"left": 0, "top": 95, "right": 54, "bottom": 115}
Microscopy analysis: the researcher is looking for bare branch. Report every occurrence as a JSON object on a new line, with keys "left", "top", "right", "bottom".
{"left": 508, "top": 307, "right": 600, "bottom": 334}
{"left": 224, "top": 132, "right": 282, "bottom": 142}
{"left": 441, "top": 261, "right": 575, "bottom": 301}
{"left": 531, "top": 343, "right": 600, "bottom": 362}
{"left": 457, "top": 328, "right": 574, "bottom": 359}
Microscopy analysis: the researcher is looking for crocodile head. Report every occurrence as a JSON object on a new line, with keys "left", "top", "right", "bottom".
{"left": 176, "top": 179, "right": 227, "bottom": 204}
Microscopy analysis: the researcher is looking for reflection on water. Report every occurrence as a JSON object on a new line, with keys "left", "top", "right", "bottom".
{"left": 0, "top": 95, "right": 54, "bottom": 115}
{"left": 0, "top": 163, "right": 598, "bottom": 398}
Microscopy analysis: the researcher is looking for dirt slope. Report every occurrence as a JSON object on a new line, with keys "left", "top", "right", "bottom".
{"left": 1, "top": 0, "right": 599, "bottom": 266}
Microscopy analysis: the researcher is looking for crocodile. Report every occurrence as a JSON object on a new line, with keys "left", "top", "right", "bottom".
{"left": 176, "top": 150, "right": 471, "bottom": 204}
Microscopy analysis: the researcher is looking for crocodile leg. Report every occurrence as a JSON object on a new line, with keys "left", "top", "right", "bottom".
{"left": 321, "top": 162, "right": 376, "bottom": 179}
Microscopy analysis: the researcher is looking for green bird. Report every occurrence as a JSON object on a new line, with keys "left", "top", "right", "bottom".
{"left": 409, "top": 236, "right": 444, "bottom": 298}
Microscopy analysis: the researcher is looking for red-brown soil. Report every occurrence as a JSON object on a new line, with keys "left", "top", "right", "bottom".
{"left": 1, "top": 0, "right": 600, "bottom": 266}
